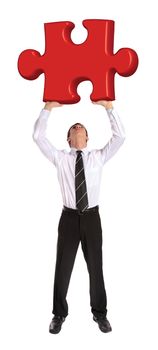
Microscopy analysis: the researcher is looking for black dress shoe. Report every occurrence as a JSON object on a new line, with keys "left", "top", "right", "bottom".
{"left": 49, "top": 315, "right": 65, "bottom": 334}
{"left": 93, "top": 315, "right": 112, "bottom": 333}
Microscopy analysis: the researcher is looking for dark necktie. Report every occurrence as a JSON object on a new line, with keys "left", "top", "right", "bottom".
{"left": 75, "top": 150, "right": 89, "bottom": 211}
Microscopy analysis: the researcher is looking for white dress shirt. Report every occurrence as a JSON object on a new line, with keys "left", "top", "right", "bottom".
{"left": 33, "top": 108, "right": 125, "bottom": 209}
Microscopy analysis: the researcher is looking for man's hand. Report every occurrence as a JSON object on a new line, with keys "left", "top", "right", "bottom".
{"left": 92, "top": 100, "right": 113, "bottom": 109}
{"left": 44, "top": 101, "right": 63, "bottom": 111}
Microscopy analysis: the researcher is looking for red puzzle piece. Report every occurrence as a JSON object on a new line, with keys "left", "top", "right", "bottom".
{"left": 18, "top": 19, "right": 138, "bottom": 103}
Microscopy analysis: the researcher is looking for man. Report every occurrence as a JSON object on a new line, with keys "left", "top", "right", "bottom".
{"left": 33, "top": 100, "right": 125, "bottom": 334}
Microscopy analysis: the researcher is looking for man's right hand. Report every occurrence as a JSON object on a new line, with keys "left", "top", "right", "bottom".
{"left": 92, "top": 100, "right": 113, "bottom": 109}
{"left": 44, "top": 101, "right": 63, "bottom": 111}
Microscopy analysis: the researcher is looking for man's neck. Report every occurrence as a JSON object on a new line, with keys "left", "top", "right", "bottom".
{"left": 71, "top": 142, "right": 87, "bottom": 149}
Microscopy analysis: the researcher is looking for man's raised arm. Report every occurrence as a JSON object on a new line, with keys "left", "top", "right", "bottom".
{"left": 93, "top": 100, "right": 126, "bottom": 164}
{"left": 32, "top": 101, "right": 63, "bottom": 164}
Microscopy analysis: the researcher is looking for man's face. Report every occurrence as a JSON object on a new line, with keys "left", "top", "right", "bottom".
{"left": 68, "top": 123, "right": 88, "bottom": 146}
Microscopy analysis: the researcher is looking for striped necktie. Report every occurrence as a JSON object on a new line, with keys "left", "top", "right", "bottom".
{"left": 75, "top": 150, "right": 88, "bottom": 211}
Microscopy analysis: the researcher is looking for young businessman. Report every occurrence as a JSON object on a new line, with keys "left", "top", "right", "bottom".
{"left": 33, "top": 100, "right": 125, "bottom": 333}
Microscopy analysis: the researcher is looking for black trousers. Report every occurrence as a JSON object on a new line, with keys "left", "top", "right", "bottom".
{"left": 52, "top": 207, "right": 107, "bottom": 318}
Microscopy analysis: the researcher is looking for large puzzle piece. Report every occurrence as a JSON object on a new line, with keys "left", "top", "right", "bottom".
{"left": 18, "top": 20, "right": 138, "bottom": 103}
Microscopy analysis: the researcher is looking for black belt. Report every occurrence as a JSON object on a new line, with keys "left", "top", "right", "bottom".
{"left": 63, "top": 205, "right": 99, "bottom": 215}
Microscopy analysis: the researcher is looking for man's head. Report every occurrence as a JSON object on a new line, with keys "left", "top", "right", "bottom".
{"left": 67, "top": 122, "right": 89, "bottom": 148}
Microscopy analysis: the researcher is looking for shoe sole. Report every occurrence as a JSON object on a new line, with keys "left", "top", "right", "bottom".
{"left": 49, "top": 328, "right": 61, "bottom": 334}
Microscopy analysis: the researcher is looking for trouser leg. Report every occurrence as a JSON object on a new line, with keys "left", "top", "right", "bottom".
{"left": 80, "top": 211, "right": 107, "bottom": 318}
{"left": 52, "top": 211, "right": 80, "bottom": 317}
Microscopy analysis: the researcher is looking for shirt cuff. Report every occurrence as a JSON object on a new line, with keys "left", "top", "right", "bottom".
{"left": 106, "top": 107, "right": 113, "bottom": 112}
{"left": 40, "top": 108, "right": 51, "bottom": 118}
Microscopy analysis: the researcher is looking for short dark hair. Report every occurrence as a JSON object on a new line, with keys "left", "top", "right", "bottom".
{"left": 67, "top": 123, "right": 88, "bottom": 139}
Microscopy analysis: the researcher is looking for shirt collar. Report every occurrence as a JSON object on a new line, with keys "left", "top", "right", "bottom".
{"left": 70, "top": 147, "right": 89, "bottom": 156}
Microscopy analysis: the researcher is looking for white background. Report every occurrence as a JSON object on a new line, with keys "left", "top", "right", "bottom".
{"left": 0, "top": 0, "right": 158, "bottom": 349}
